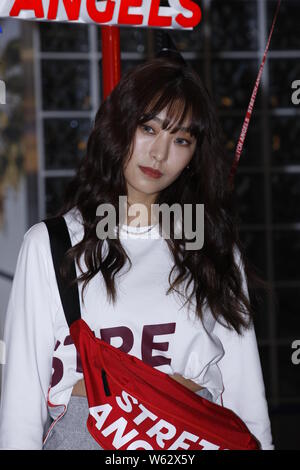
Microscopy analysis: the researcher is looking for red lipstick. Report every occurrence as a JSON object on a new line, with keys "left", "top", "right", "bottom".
{"left": 139, "top": 166, "right": 163, "bottom": 179}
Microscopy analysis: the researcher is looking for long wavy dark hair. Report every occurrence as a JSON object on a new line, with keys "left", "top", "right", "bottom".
{"left": 52, "top": 56, "right": 271, "bottom": 335}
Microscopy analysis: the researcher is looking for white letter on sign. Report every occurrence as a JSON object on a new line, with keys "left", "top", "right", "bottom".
{"left": 147, "top": 419, "right": 177, "bottom": 448}
{"left": 134, "top": 404, "right": 157, "bottom": 425}
{"left": 116, "top": 390, "right": 138, "bottom": 412}
{"left": 168, "top": 430, "right": 198, "bottom": 450}
{"left": 89, "top": 403, "right": 112, "bottom": 430}
{"left": 102, "top": 417, "right": 139, "bottom": 448}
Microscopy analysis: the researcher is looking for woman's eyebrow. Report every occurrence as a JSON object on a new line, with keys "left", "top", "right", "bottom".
{"left": 151, "top": 116, "right": 191, "bottom": 133}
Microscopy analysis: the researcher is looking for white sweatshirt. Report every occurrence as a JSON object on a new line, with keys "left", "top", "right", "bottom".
{"left": 0, "top": 206, "right": 274, "bottom": 450}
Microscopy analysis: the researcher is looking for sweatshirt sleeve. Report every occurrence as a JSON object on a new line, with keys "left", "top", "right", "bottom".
{"left": 212, "top": 247, "right": 274, "bottom": 450}
{"left": 0, "top": 223, "right": 57, "bottom": 450}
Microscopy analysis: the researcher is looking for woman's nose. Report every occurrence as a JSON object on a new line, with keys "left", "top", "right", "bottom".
{"left": 149, "top": 132, "right": 170, "bottom": 162}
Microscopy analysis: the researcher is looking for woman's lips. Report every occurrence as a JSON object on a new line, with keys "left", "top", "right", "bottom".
{"left": 139, "top": 165, "right": 163, "bottom": 179}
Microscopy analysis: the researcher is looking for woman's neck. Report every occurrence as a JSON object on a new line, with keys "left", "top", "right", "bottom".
{"left": 125, "top": 198, "right": 157, "bottom": 227}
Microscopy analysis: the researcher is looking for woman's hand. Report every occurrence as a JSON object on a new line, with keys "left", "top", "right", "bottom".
{"left": 169, "top": 373, "right": 204, "bottom": 392}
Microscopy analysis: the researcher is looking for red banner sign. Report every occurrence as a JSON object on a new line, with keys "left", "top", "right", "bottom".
{"left": 0, "top": 0, "right": 202, "bottom": 30}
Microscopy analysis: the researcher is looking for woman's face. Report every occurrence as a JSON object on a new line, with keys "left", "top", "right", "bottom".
{"left": 123, "top": 106, "right": 197, "bottom": 203}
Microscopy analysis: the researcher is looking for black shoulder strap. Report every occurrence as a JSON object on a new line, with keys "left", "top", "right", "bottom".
{"left": 43, "top": 215, "right": 81, "bottom": 328}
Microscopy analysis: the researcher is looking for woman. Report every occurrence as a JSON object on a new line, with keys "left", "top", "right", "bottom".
{"left": 0, "top": 55, "right": 274, "bottom": 450}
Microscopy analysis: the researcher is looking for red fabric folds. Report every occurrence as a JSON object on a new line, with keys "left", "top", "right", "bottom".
{"left": 70, "top": 318, "right": 260, "bottom": 451}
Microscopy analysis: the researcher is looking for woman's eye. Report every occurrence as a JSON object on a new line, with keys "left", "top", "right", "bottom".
{"left": 176, "top": 138, "right": 191, "bottom": 146}
{"left": 140, "top": 125, "right": 191, "bottom": 146}
{"left": 141, "top": 124, "right": 154, "bottom": 134}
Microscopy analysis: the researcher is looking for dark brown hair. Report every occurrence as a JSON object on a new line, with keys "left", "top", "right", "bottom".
{"left": 53, "top": 56, "right": 271, "bottom": 335}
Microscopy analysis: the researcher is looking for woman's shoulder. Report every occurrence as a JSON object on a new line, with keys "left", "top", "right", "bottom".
{"left": 23, "top": 206, "right": 84, "bottom": 250}
{"left": 62, "top": 206, "right": 85, "bottom": 244}
{"left": 23, "top": 219, "right": 50, "bottom": 250}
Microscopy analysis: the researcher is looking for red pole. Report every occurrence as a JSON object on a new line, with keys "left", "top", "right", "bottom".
{"left": 101, "top": 26, "right": 121, "bottom": 101}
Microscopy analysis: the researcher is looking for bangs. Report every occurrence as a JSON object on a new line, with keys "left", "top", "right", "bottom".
{"left": 137, "top": 90, "right": 203, "bottom": 140}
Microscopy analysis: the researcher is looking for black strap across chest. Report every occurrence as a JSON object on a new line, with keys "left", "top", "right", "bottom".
{"left": 43, "top": 215, "right": 81, "bottom": 328}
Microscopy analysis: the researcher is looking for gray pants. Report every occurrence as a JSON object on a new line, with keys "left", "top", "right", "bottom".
{"left": 43, "top": 396, "right": 103, "bottom": 450}
{"left": 43, "top": 388, "right": 213, "bottom": 450}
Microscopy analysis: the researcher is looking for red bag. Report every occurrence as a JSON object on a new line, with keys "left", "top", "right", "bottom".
{"left": 44, "top": 216, "right": 261, "bottom": 450}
